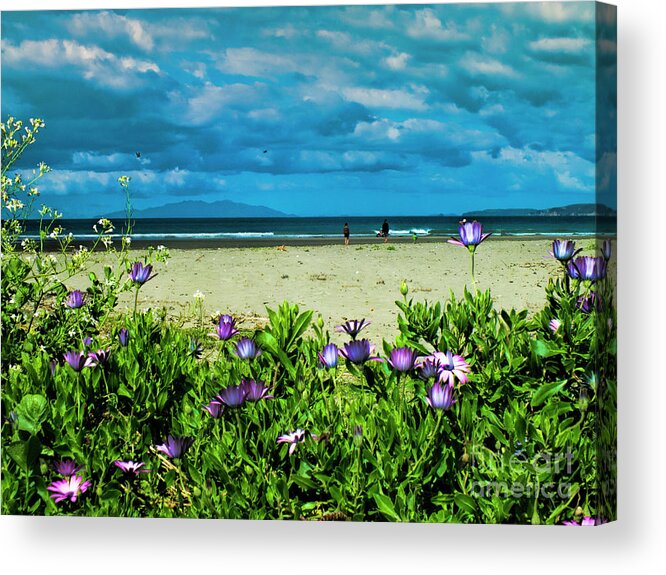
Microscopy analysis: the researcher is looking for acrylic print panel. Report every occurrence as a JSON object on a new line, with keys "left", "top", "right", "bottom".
{"left": 0, "top": 2, "right": 616, "bottom": 524}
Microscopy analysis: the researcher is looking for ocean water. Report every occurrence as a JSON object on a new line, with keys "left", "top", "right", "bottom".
{"left": 22, "top": 215, "right": 616, "bottom": 242}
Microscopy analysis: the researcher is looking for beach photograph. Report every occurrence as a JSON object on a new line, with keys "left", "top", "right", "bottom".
{"left": 1, "top": 2, "right": 616, "bottom": 524}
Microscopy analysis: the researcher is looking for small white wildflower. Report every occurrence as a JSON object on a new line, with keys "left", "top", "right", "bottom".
{"left": 101, "top": 236, "right": 113, "bottom": 248}
{"left": 193, "top": 290, "right": 205, "bottom": 301}
{"left": 122, "top": 236, "right": 132, "bottom": 246}
{"left": 5, "top": 198, "right": 24, "bottom": 212}
{"left": 68, "top": 329, "right": 77, "bottom": 337}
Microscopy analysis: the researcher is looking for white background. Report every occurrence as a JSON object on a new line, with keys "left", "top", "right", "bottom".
{"left": 0, "top": 0, "right": 664, "bottom": 572}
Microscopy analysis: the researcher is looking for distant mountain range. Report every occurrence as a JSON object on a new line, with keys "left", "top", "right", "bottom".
{"left": 462, "top": 203, "right": 616, "bottom": 217}
{"left": 108, "top": 200, "right": 290, "bottom": 219}
{"left": 96, "top": 200, "right": 615, "bottom": 220}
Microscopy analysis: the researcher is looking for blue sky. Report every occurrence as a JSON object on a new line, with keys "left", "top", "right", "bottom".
{"left": 1, "top": 3, "right": 615, "bottom": 218}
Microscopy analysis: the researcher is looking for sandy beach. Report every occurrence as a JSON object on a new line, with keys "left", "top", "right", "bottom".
{"left": 65, "top": 237, "right": 613, "bottom": 343}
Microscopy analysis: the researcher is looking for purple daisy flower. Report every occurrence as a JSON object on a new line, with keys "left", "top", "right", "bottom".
{"left": 567, "top": 256, "right": 607, "bottom": 282}
{"left": 448, "top": 220, "right": 491, "bottom": 251}
{"left": 240, "top": 379, "right": 274, "bottom": 401}
{"left": 426, "top": 381, "right": 456, "bottom": 410}
{"left": 339, "top": 339, "right": 382, "bottom": 365}
{"left": 563, "top": 516, "right": 605, "bottom": 526}
{"left": 118, "top": 328, "right": 129, "bottom": 347}
{"left": 214, "top": 384, "right": 249, "bottom": 407}
{"left": 234, "top": 337, "right": 262, "bottom": 360}
{"left": 188, "top": 338, "right": 204, "bottom": 358}
{"left": 277, "top": 429, "right": 306, "bottom": 455}
{"left": 549, "top": 239, "right": 580, "bottom": 262}
{"left": 387, "top": 347, "right": 419, "bottom": 372}
{"left": 53, "top": 459, "right": 82, "bottom": 477}
{"left": 577, "top": 292, "right": 602, "bottom": 314}
{"left": 114, "top": 460, "right": 150, "bottom": 475}
{"left": 47, "top": 475, "right": 91, "bottom": 504}
{"left": 155, "top": 435, "right": 193, "bottom": 459}
{"left": 203, "top": 400, "right": 225, "bottom": 418}
{"left": 128, "top": 261, "right": 157, "bottom": 285}
{"left": 549, "top": 318, "right": 561, "bottom": 333}
{"left": 210, "top": 321, "right": 239, "bottom": 341}
{"left": 318, "top": 343, "right": 339, "bottom": 369}
{"left": 335, "top": 318, "right": 371, "bottom": 339}
{"left": 601, "top": 239, "right": 612, "bottom": 262}
{"left": 65, "top": 290, "right": 85, "bottom": 309}
{"left": 353, "top": 425, "right": 364, "bottom": 439}
{"left": 415, "top": 356, "right": 441, "bottom": 380}
{"left": 431, "top": 351, "right": 470, "bottom": 386}
{"left": 63, "top": 350, "right": 88, "bottom": 372}
{"left": 85, "top": 348, "right": 111, "bottom": 368}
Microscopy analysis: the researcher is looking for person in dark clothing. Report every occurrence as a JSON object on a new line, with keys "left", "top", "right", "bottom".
{"left": 343, "top": 222, "right": 350, "bottom": 246}
{"left": 381, "top": 219, "right": 389, "bottom": 243}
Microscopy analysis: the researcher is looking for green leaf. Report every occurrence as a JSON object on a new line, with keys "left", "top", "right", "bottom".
{"left": 531, "top": 338, "right": 559, "bottom": 358}
{"left": 287, "top": 310, "right": 313, "bottom": 349}
{"left": 454, "top": 493, "right": 477, "bottom": 515}
{"left": 373, "top": 492, "right": 400, "bottom": 521}
{"left": 255, "top": 331, "right": 296, "bottom": 378}
{"left": 6, "top": 437, "right": 42, "bottom": 472}
{"left": 329, "top": 485, "right": 343, "bottom": 504}
{"left": 117, "top": 383, "right": 133, "bottom": 399}
{"left": 531, "top": 380, "right": 567, "bottom": 407}
{"left": 16, "top": 394, "right": 48, "bottom": 435}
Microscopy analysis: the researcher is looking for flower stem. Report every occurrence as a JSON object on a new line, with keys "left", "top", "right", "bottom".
{"left": 76, "top": 372, "right": 82, "bottom": 424}
{"left": 319, "top": 371, "right": 330, "bottom": 424}
{"left": 133, "top": 286, "right": 139, "bottom": 318}
{"left": 397, "top": 372, "right": 405, "bottom": 425}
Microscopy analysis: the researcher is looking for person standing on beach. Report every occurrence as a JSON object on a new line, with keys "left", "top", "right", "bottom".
{"left": 343, "top": 222, "right": 350, "bottom": 246}
{"left": 381, "top": 218, "right": 389, "bottom": 243}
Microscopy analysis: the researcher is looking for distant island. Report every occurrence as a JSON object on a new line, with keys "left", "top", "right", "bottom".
{"left": 462, "top": 203, "right": 616, "bottom": 217}
{"left": 107, "top": 200, "right": 290, "bottom": 219}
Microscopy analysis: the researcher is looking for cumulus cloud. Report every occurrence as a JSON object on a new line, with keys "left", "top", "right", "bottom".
{"left": 408, "top": 8, "right": 469, "bottom": 42}
{"left": 67, "top": 11, "right": 155, "bottom": 51}
{"left": 383, "top": 52, "right": 410, "bottom": 70}
{"left": 461, "top": 53, "right": 518, "bottom": 78}
{"left": 65, "top": 10, "right": 210, "bottom": 52}
{"left": 529, "top": 37, "right": 591, "bottom": 53}
{"left": 342, "top": 86, "right": 429, "bottom": 111}
{"left": 3, "top": 39, "right": 159, "bottom": 88}
{"left": 175, "top": 81, "right": 268, "bottom": 126}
